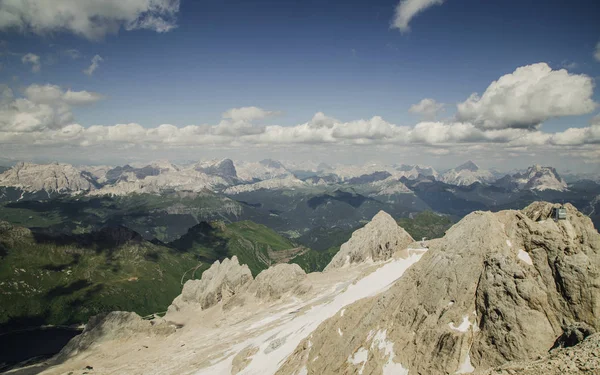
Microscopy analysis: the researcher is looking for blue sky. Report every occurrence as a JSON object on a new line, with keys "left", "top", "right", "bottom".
{"left": 0, "top": 0, "right": 599, "bottom": 170}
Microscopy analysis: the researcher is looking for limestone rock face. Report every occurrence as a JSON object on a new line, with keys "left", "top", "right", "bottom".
{"left": 279, "top": 202, "right": 600, "bottom": 375}
{"left": 170, "top": 256, "right": 253, "bottom": 311}
{"left": 324, "top": 210, "right": 414, "bottom": 271}
{"left": 0, "top": 162, "right": 97, "bottom": 192}
{"left": 252, "top": 263, "right": 311, "bottom": 301}
{"left": 481, "top": 333, "right": 600, "bottom": 375}
{"left": 56, "top": 312, "right": 174, "bottom": 362}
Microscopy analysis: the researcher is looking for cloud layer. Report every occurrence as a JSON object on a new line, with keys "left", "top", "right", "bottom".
{"left": 0, "top": 0, "right": 180, "bottom": 40}
{"left": 0, "top": 63, "right": 597, "bottom": 164}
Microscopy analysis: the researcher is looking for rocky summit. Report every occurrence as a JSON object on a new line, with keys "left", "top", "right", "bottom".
{"left": 7, "top": 202, "right": 599, "bottom": 375}
{"left": 324, "top": 210, "right": 415, "bottom": 270}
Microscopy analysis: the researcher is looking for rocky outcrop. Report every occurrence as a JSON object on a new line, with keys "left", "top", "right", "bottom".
{"left": 441, "top": 160, "right": 495, "bottom": 186}
{"left": 279, "top": 202, "right": 600, "bottom": 375}
{"left": 55, "top": 312, "right": 174, "bottom": 362}
{"left": 252, "top": 263, "right": 311, "bottom": 301}
{"left": 324, "top": 210, "right": 414, "bottom": 271}
{"left": 0, "top": 162, "right": 98, "bottom": 192}
{"left": 481, "top": 333, "right": 600, "bottom": 375}
{"left": 168, "top": 256, "right": 253, "bottom": 312}
{"left": 496, "top": 165, "right": 568, "bottom": 191}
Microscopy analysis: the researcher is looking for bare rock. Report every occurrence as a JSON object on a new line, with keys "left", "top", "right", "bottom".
{"left": 279, "top": 202, "right": 600, "bottom": 375}
{"left": 552, "top": 322, "right": 596, "bottom": 349}
{"left": 324, "top": 210, "right": 414, "bottom": 271}
{"left": 56, "top": 312, "right": 174, "bottom": 362}
{"left": 169, "top": 256, "right": 253, "bottom": 311}
{"left": 252, "top": 263, "right": 311, "bottom": 301}
{"left": 481, "top": 333, "right": 600, "bottom": 375}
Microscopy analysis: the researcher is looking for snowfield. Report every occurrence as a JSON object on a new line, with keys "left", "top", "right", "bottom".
{"left": 197, "top": 250, "right": 426, "bottom": 375}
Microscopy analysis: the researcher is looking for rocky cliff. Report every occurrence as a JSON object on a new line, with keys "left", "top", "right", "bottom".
{"left": 278, "top": 202, "right": 600, "bottom": 374}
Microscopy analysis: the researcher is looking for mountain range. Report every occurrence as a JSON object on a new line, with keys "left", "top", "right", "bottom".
{"left": 0, "top": 159, "right": 580, "bottom": 196}
{"left": 7, "top": 201, "right": 597, "bottom": 375}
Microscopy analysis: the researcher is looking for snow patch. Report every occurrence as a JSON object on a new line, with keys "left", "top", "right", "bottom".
{"left": 198, "top": 251, "right": 427, "bottom": 375}
{"left": 370, "top": 329, "right": 409, "bottom": 375}
{"left": 449, "top": 316, "right": 471, "bottom": 332}
{"left": 506, "top": 239, "right": 512, "bottom": 247}
{"left": 455, "top": 350, "right": 475, "bottom": 374}
{"left": 517, "top": 249, "right": 533, "bottom": 265}
{"left": 348, "top": 347, "right": 368, "bottom": 374}
{"left": 340, "top": 309, "right": 345, "bottom": 317}
{"left": 338, "top": 328, "right": 343, "bottom": 336}
{"left": 296, "top": 366, "right": 308, "bottom": 375}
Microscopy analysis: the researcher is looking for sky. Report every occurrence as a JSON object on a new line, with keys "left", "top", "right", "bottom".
{"left": 0, "top": 0, "right": 599, "bottom": 172}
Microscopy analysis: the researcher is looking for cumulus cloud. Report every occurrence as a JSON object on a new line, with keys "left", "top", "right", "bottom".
{"left": 392, "top": 0, "right": 444, "bottom": 32}
{"left": 1, "top": 62, "right": 599, "bottom": 157}
{"left": 0, "top": 107, "right": 598, "bottom": 152}
{"left": 457, "top": 63, "right": 597, "bottom": 130}
{"left": 221, "top": 106, "right": 280, "bottom": 122}
{"left": 595, "top": 42, "right": 600, "bottom": 62}
{"left": 0, "top": 84, "right": 103, "bottom": 132}
{"left": 548, "top": 115, "right": 600, "bottom": 146}
{"left": 21, "top": 53, "right": 41, "bottom": 72}
{"left": 83, "top": 55, "right": 103, "bottom": 76}
{"left": 409, "top": 98, "right": 444, "bottom": 119}
{"left": 0, "top": 0, "right": 180, "bottom": 40}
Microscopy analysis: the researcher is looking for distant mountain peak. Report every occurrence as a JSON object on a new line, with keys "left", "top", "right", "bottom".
{"left": 259, "top": 159, "right": 285, "bottom": 169}
{"left": 455, "top": 160, "right": 479, "bottom": 172}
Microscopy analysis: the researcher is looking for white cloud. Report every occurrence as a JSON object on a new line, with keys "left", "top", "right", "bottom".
{"left": 0, "top": 84, "right": 103, "bottom": 132}
{"left": 409, "top": 98, "right": 444, "bottom": 119}
{"left": 0, "top": 0, "right": 180, "bottom": 40}
{"left": 595, "top": 42, "right": 600, "bottom": 62}
{"left": 221, "top": 106, "right": 280, "bottom": 122}
{"left": 392, "top": 0, "right": 444, "bottom": 32}
{"left": 1, "top": 62, "right": 598, "bottom": 162}
{"left": 21, "top": 53, "right": 40, "bottom": 72}
{"left": 83, "top": 55, "right": 103, "bottom": 76}
{"left": 548, "top": 116, "right": 600, "bottom": 146}
{"left": 457, "top": 63, "right": 597, "bottom": 130}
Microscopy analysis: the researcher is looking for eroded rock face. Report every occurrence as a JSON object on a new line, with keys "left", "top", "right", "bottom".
{"left": 169, "top": 256, "right": 253, "bottom": 312}
{"left": 481, "top": 333, "right": 600, "bottom": 375}
{"left": 0, "top": 162, "right": 98, "bottom": 192}
{"left": 278, "top": 202, "right": 600, "bottom": 375}
{"left": 324, "top": 210, "right": 414, "bottom": 271}
{"left": 252, "top": 263, "right": 311, "bottom": 301}
{"left": 56, "top": 312, "right": 174, "bottom": 362}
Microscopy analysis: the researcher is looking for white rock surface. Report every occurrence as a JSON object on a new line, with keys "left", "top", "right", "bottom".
{"left": 169, "top": 256, "right": 253, "bottom": 311}
{"left": 223, "top": 176, "right": 306, "bottom": 194}
{"left": 0, "top": 162, "right": 97, "bottom": 192}
{"left": 252, "top": 263, "right": 311, "bottom": 301}
{"left": 441, "top": 161, "right": 495, "bottom": 186}
{"left": 325, "top": 210, "right": 414, "bottom": 271}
